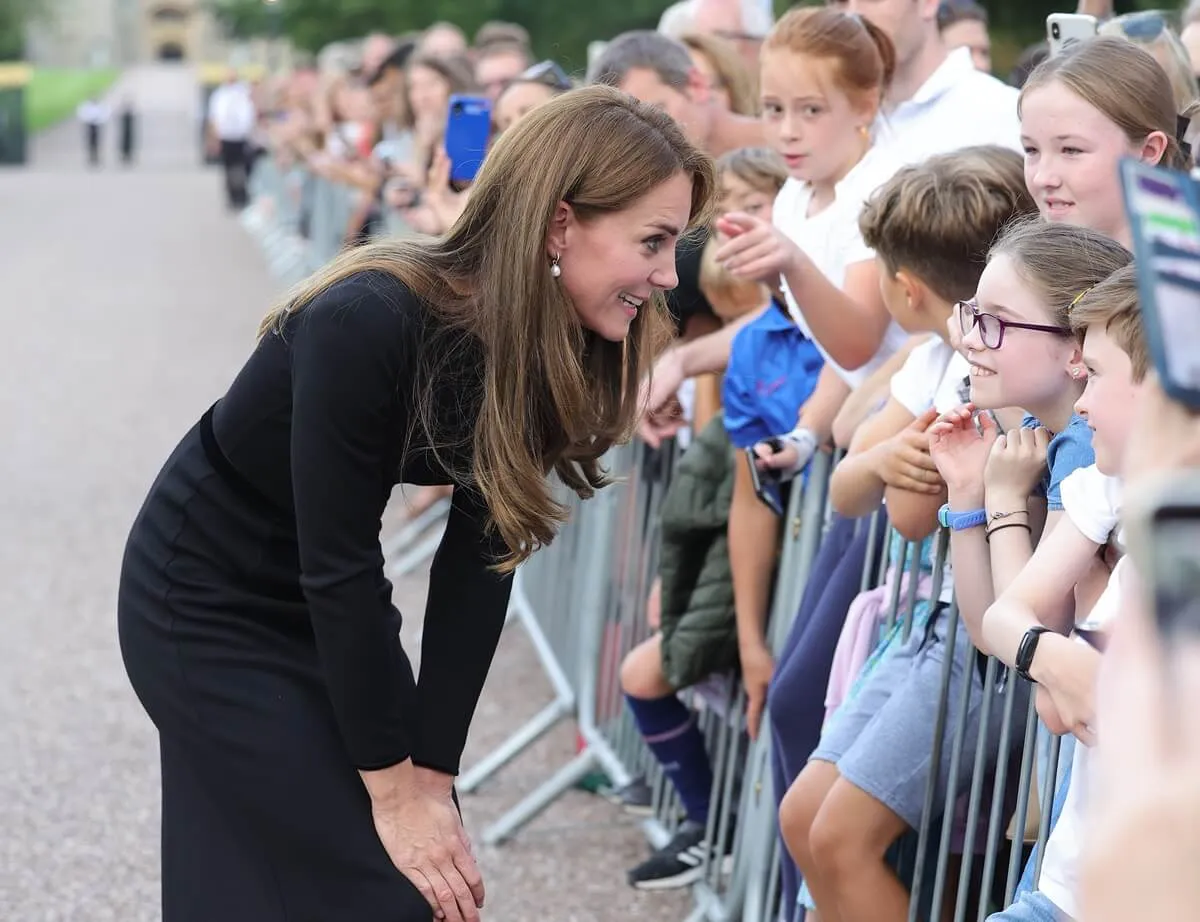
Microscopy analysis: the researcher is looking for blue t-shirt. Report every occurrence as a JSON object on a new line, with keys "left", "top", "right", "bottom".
{"left": 1022, "top": 413, "right": 1095, "bottom": 511}
{"left": 722, "top": 299, "right": 825, "bottom": 449}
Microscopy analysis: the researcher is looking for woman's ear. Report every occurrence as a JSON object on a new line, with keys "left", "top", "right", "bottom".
{"left": 546, "top": 200, "right": 573, "bottom": 257}
{"left": 1140, "top": 129, "right": 1171, "bottom": 166}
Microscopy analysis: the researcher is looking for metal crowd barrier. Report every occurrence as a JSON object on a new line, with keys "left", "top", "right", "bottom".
{"left": 240, "top": 156, "right": 1071, "bottom": 922}
{"left": 243, "top": 157, "right": 454, "bottom": 574}
{"left": 459, "top": 440, "right": 1067, "bottom": 922}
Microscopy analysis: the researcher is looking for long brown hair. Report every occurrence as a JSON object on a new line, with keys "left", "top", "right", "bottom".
{"left": 260, "top": 85, "right": 716, "bottom": 570}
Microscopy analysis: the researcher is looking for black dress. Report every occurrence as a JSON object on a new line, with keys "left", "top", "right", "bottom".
{"left": 117, "top": 270, "right": 514, "bottom": 922}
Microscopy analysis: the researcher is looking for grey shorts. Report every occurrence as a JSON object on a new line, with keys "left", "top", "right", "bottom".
{"left": 811, "top": 607, "right": 1030, "bottom": 830}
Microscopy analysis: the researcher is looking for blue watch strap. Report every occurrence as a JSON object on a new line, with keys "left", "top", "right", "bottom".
{"left": 938, "top": 503, "right": 987, "bottom": 531}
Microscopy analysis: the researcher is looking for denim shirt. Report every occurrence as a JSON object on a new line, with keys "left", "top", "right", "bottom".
{"left": 1021, "top": 413, "right": 1095, "bottom": 511}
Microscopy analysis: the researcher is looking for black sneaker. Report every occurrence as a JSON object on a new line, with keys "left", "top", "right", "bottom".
{"left": 627, "top": 821, "right": 711, "bottom": 890}
{"left": 605, "top": 777, "right": 654, "bottom": 817}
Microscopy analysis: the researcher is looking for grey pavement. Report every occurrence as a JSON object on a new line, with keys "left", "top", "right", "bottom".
{"left": 0, "top": 65, "right": 690, "bottom": 921}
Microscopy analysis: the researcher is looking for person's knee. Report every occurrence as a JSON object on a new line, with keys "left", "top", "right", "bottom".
{"left": 779, "top": 763, "right": 832, "bottom": 869}
{"left": 808, "top": 785, "right": 895, "bottom": 882}
{"left": 620, "top": 635, "right": 671, "bottom": 699}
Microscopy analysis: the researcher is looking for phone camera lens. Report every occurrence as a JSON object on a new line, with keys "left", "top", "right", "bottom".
{"left": 1051, "top": 22, "right": 1061, "bottom": 38}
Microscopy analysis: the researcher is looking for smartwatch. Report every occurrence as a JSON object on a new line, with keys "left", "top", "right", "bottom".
{"left": 1015, "top": 626, "right": 1053, "bottom": 683}
{"left": 937, "top": 504, "right": 987, "bottom": 531}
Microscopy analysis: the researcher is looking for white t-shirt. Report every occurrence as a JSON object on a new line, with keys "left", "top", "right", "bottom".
{"left": 889, "top": 337, "right": 970, "bottom": 601}
{"left": 207, "top": 83, "right": 257, "bottom": 142}
{"left": 1037, "top": 554, "right": 1129, "bottom": 918}
{"left": 1060, "top": 464, "right": 1124, "bottom": 549}
{"left": 772, "top": 143, "right": 910, "bottom": 388}
{"left": 877, "top": 47, "right": 1022, "bottom": 164}
{"left": 78, "top": 101, "right": 109, "bottom": 125}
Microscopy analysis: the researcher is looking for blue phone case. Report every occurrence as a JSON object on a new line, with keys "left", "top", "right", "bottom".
{"left": 444, "top": 95, "right": 492, "bottom": 184}
{"left": 1119, "top": 158, "right": 1200, "bottom": 410}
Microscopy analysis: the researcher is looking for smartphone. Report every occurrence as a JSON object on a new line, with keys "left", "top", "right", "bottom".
{"left": 1125, "top": 473, "right": 1200, "bottom": 642}
{"left": 444, "top": 95, "right": 492, "bottom": 184}
{"left": 745, "top": 444, "right": 785, "bottom": 516}
{"left": 1046, "top": 13, "right": 1098, "bottom": 57}
{"left": 1119, "top": 159, "right": 1200, "bottom": 409}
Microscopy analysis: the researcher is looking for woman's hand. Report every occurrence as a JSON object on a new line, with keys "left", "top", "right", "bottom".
{"left": 425, "top": 148, "right": 469, "bottom": 231}
{"left": 984, "top": 425, "right": 1049, "bottom": 508}
{"left": 363, "top": 763, "right": 484, "bottom": 922}
{"left": 929, "top": 404, "right": 999, "bottom": 497}
{"left": 869, "top": 407, "right": 943, "bottom": 494}
{"left": 638, "top": 348, "right": 687, "bottom": 448}
{"left": 714, "top": 212, "right": 801, "bottom": 284}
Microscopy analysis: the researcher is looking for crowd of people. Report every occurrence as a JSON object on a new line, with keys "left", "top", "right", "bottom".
{"left": 224, "top": 1, "right": 1200, "bottom": 920}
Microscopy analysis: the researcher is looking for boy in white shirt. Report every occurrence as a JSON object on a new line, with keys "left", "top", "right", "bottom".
{"left": 982, "top": 264, "right": 1151, "bottom": 921}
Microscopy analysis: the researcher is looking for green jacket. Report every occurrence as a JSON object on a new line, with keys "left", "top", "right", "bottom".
{"left": 658, "top": 415, "right": 739, "bottom": 690}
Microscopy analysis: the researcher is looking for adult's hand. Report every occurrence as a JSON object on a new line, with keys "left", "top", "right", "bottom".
{"left": 363, "top": 763, "right": 483, "bottom": 922}
{"left": 638, "top": 347, "right": 687, "bottom": 448}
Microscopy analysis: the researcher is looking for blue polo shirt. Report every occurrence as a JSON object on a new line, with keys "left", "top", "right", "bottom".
{"left": 722, "top": 299, "right": 825, "bottom": 450}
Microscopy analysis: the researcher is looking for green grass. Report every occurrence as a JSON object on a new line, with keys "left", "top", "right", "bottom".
{"left": 25, "top": 68, "right": 119, "bottom": 133}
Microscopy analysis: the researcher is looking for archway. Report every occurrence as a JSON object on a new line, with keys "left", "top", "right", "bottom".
{"left": 158, "top": 42, "right": 185, "bottom": 61}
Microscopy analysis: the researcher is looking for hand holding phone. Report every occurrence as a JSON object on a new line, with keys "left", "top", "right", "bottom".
{"left": 745, "top": 446, "right": 785, "bottom": 516}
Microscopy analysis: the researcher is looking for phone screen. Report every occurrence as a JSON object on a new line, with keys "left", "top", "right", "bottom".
{"left": 1148, "top": 506, "right": 1200, "bottom": 638}
{"left": 745, "top": 448, "right": 784, "bottom": 516}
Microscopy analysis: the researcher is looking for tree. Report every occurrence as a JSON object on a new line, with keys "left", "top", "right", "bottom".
{"left": 0, "top": 0, "right": 47, "bottom": 61}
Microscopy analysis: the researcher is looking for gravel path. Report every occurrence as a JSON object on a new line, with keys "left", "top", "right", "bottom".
{"left": 1, "top": 64, "right": 690, "bottom": 922}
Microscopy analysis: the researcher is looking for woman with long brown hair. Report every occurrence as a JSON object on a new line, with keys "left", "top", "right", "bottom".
{"left": 117, "top": 85, "right": 714, "bottom": 922}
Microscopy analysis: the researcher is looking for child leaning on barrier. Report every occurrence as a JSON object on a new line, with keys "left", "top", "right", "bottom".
{"left": 616, "top": 146, "right": 832, "bottom": 893}
{"left": 977, "top": 265, "right": 1149, "bottom": 922}
{"left": 780, "top": 218, "right": 1128, "bottom": 922}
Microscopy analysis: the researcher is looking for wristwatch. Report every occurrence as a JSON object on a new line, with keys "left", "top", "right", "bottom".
{"left": 937, "top": 504, "right": 987, "bottom": 531}
{"left": 1015, "top": 626, "right": 1053, "bottom": 683}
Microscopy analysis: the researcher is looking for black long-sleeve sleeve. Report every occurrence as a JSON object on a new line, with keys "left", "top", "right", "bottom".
{"left": 287, "top": 276, "right": 512, "bottom": 773}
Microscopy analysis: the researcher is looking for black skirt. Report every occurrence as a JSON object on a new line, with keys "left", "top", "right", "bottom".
{"left": 117, "top": 423, "right": 432, "bottom": 921}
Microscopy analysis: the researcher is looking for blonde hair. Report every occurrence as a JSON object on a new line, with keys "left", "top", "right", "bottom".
{"left": 860, "top": 146, "right": 1037, "bottom": 303}
{"left": 260, "top": 87, "right": 716, "bottom": 570}
{"left": 681, "top": 32, "right": 759, "bottom": 115}
{"left": 988, "top": 216, "right": 1133, "bottom": 329}
{"left": 700, "top": 236, "right": 769, "bottom": 321}
{"left": 1098, "top": 14, "right": 1200, "bottom": 115}
{"left": 1021, "top": 36, "right": 1190, "bottom": 170}
{"left": 1069, "top": 264, "right": 1150, "bottom": 380}
{"left": 717, "top": 146, "right": 788, "bottom": 199}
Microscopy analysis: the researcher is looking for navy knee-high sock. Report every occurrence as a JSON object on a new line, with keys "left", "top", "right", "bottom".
{"left": 625, "top": 693, "right": 714, "bottom": 825}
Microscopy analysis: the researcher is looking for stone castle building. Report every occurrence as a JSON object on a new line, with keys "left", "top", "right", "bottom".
{"left": 26, "top": 0, "right": 227, "bottom": 67}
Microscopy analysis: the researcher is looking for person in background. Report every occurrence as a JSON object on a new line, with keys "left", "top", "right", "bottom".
{"left": 206, "top": 70, "right": 257, "bottom": 211}
{"left": 693, "top": 0, "right": 774, "bottom": 73}
{"left": 1009, "top": 42, "right": 1050, "bottom": 90}
{"left": 681, "top": 31, "right": 760, "bottom": 115}
{"left": 78, "top": 96, "right": 109, "bottom": 168}
{"left": 419, "top": 21, "right": 469, "bottom": 59}
{"left": 937, "top": 0, "right": 992, "bottom": 73}
{"left": 117, "top": 96, "right": 137, "bottom": 166}
{"left": 493, "top": 60, "right": 572, "bottom": 136}
{"left": 473, "top": 41, "right": 531, "bottom": 102}
{"left": 1182, "top": 0, "right": 1200, "bottom": 76}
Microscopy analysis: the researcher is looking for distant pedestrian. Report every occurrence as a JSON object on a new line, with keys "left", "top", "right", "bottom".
{"left": 205, "top": 69, "right": 257, "bottom": 211}
{"left": 77, "top": 98, "right": 109, "bottom": 167}
{"left": 118, "top": 97, "right": 138, "bottom": 166}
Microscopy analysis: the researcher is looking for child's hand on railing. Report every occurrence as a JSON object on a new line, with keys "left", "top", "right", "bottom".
{"left": 869, "top": 407, "right": 943, "bottom": 494}
{"left": 740, "top": 643, "right": 774, "bottom": 742}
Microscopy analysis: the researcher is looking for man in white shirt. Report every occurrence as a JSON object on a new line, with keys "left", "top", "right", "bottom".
{"left": 77, "top": 98, "right": 109, "bottom": 168}
{"left": 206, "top": 70, "right": 257, "bottom": 211}
{"left": 844, "top": 0, "right": 1021, "bottom": 157}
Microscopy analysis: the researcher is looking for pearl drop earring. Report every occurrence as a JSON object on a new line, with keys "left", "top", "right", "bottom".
{"left": 550, "top": 253, "right": 562, "bottom": 279}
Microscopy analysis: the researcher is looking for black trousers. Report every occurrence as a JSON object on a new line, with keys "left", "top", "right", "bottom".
{"left": 118, "top": 426, "right": 433, "bottom": 921}
{"left": 86, "top": 124, "right": 101, "bottom": 166}
{"left": 219, "top": 139, "right": 250, "bottom": 209}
